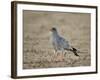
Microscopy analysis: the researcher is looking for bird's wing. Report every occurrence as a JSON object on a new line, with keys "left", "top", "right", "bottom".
{"left": 58, "top": 36, "right": 70, "bottom": 49}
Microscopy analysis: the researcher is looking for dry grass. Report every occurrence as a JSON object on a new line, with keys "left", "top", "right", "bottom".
{"left": 23, "top": 10, "right": 91, "bottom": 69}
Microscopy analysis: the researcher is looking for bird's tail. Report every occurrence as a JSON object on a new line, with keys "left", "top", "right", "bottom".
{"left": 71, "top": 47, "right": 79, "bottom": 56}
{"left": 64, "top": 47, "right": 79, "bottom": 56}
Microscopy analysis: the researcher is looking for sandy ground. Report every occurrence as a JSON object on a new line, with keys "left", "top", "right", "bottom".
{"left": 23, "top": 10, "right": 91, "bottom": 69}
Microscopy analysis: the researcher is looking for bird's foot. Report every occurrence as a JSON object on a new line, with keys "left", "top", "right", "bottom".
{"left": 56, "top": 54, "right": 64, "bottom": 62}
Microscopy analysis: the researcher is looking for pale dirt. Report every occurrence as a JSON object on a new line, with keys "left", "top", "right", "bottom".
{"left": 23, "top": 10, "right": 91, "bottom": 69}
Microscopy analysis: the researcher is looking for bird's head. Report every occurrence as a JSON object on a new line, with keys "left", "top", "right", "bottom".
{"left": 50, "top": 27, "right": 59, "bottom": 36}
{"left": 51, "top": 27, "right": 57, "bottom": 32}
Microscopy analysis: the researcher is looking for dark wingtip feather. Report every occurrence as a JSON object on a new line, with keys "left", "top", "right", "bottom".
{"left": 72, "top": 48, "right": 79, "bottom": 56}
{"left": 73, "top": 51, "right": 79, "bottom": 56}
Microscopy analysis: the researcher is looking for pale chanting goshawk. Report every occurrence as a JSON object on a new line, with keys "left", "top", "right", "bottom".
{"left": 50, "top": 27, "right": 79, "bottom": 59}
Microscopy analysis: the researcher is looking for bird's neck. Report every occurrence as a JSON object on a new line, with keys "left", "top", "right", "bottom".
{"left": 52, "top": 31, "right": 59, "bottom": 38}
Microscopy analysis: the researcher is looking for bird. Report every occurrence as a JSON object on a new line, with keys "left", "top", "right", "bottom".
{"left": 50, "top": 27, "right": 79, "bottom": 61}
